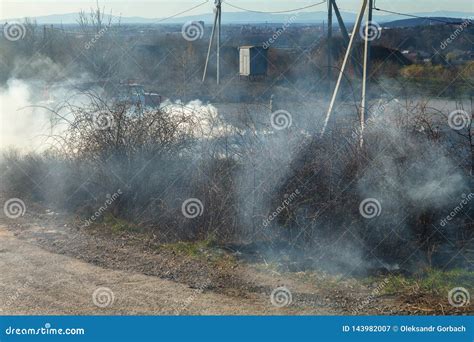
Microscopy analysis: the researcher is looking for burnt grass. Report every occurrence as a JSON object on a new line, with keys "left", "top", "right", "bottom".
{"left": 1, "top": 203, "right": 472, "bottom": 315}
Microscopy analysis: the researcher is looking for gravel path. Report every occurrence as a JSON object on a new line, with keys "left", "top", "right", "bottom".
{"left": 0, "top": 226, "right": 336, "bottom": 315}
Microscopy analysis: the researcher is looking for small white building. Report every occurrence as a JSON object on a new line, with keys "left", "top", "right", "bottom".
{"left": 239, "top": 45, "right": 268, "bottom": 78}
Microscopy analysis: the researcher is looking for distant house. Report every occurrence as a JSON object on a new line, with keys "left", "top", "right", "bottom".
{"left": 239, "top": 45, "right": 268, "bottom": 79}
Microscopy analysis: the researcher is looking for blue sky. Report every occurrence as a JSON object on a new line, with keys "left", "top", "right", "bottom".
{"left": 0, "top": 0, "right": 472, "bottom": 20}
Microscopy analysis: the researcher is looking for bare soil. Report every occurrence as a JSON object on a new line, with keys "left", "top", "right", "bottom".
{"left": 0, "top": 206, "right": 471, "bottom": 315}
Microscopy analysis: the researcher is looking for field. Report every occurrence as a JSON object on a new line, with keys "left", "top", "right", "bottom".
{"left": 0, "top": 6, "right": 472, "bottom": 316}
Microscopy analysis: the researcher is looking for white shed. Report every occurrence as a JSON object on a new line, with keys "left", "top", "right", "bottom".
{"left": 239, "top": 45, "right": 268, "bottom": 77}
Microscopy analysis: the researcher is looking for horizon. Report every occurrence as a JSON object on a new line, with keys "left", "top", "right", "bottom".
{"left": 1, "top": 9, "right": 473, "bottom": 25}
{"left": 0, "top": 0, "right": 473, "bottom": 21}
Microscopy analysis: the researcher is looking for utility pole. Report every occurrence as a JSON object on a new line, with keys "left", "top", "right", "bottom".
{"left": 202, "top": 0, "right": 222, "bottom": 85}
{"left": 359, "top": 0, "right": 374, "bottom": 148}
{"left": 321, "top": 0, "right": 368, "bottom": 137}
{"left": 217, "top": 0, "right": 222, "bottom": 85}
{"left": 360, "top": 2, "right": 371, "bottom": 149}
{"left": 367, "top": 0, "right": 373, "bottom": 78}
{"left": 327, "top": 0, "right": 333, "bottom": 91}
{"left": 332, "top": 0, "right": 363, "bottom": 76}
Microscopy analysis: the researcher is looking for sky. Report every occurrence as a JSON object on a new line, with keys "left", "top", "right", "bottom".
{"left": 0, "top": 0, "right": 472, "bottom": 20}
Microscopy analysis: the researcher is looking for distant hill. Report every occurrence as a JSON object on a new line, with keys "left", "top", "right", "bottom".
{"left": 2, "top": 10, "right": 473, "bottom": 25}
{"left": 382, "top": 17, "right": 470, "bottom": 28}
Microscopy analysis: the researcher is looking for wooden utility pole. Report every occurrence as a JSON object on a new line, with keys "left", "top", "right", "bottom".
{"left": 202, "top": 0, "right": 222, "bottom": 85}
{"left": 332, "top": 0, "right": 363, "bottom": 76}
{"left": 327, "top": 0, "right": 333, "bottom": 90}
{"left": 360, "top": 4, "right": 370, "bottom": 148}
{"left": 217, "top": 0, "right": 222, "bottom": 85}
{"left": 360, "top": 0, "right": 374, "bottom": 148}
{"left": 321, "top": 0, "right": 368, "bottom": 137}
{"left": 367, "top": 0, "right": 373, "bottom": 77}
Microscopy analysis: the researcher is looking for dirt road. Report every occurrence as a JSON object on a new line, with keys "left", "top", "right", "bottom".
{"left": 0, "top": 226, "right": 335, "bottom": 315}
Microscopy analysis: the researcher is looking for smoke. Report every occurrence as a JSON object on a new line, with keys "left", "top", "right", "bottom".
{"left": 160, "top": 99, "right": 225, "bottom": 138}
{"left": 0, "top": 72, "right": 100, "bottom": 153}
{"left": 0, "top": 55, "right": 471, "bottom": 275}
{"left": 235, "top": 95, "right": 473, "bottom": 273}
{"left": 11, "top": 56, "right": 65, "bottom": 81}
{"left": 0, "top": 79, "right": 51, "bottom": 151}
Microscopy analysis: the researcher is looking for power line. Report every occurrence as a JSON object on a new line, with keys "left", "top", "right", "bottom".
{"left": 155, "top": 0, "right": 210, "bottom": 23}
{"left": 49, "top": 0, "right": 210, "bottom": 30}
{"left": 224, "top": 0, "right": 327, "bottom": 14}
{"left": 33, "top": 1, "right": 211, "bottom": 35}
{"left": 373, "top": 7, "right": 462, "bottom": 24}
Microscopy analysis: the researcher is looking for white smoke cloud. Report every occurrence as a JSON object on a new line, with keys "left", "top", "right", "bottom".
{"left": 160, "top": 99, "right": 226, "bottom": 138}
{"left": 0, "top": 79, "right": 51, "bottom": 152}
{"left": 0, "top": 78, "right": 94, "bottom": 152}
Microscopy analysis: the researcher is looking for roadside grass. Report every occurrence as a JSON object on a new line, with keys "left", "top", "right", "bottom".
{"left": 160, "top": 236, "right": 238, "bottom": 267}
{"left": 87, "top": 214, "right": 237, "bottom": 267}
{"left": 102, "top": 212, "right": 142, "bottom": 233}
{"left": 382, "top": 268, "right": 474, "bottom": 296}
{"left": 161, "top": 238, "right": 216, "bottom": 257}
